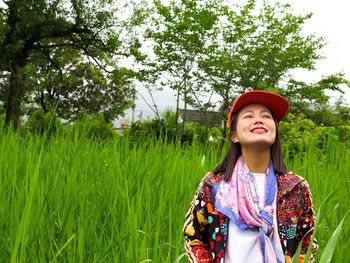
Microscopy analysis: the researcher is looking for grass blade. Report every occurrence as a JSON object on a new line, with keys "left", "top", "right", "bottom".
{"left": 292, "top": 199, "right": 323, "bottom": 263}
{"left": 319, "top": 212, "right": 348, "bottom": 263}
{"left": 50, "top": 234, "right": 75, "bottom": 262}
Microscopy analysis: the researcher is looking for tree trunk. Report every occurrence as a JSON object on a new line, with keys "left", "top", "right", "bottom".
{"left": 40, "top": 90, "right": 48, "bottom": 113}
{"left": 204, "top": 110, "right": 209, "bottom": 142}
{"left": 179, "top": 85, "right": 187, "bottom": 142}
{"left": 175, "top": 84, "right": 185, "bottom": 142}
{"left": 5, "top": 65, "right": 23, "bottom": 129}
{"left": 175, "top": 85, "right": 180, "bottom": 132}
{"left": 220, "top": 88, "right": 230, "bottom": 150}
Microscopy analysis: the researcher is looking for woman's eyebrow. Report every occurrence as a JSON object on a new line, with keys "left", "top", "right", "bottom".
{"left": 241, "top": 110, "right": 253, "bottom": 114}
{"left": 261, "top": 110, "right": 272, "bottom": 114}
{"left": 241, "top": 109, "right": 271, "bottom": 114}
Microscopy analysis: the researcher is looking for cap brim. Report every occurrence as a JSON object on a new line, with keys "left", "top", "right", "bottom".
{"left": 227, "top": 90, "right": 289, "bottom": 127}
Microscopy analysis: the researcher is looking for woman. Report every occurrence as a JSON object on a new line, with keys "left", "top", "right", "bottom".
{"left": 183, "top": 90, "right": 317, "bottom": 263}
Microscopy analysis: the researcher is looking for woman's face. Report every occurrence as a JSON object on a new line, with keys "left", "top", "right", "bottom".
{"left": 231, "top": 104, "right": 276, "bottom": 149}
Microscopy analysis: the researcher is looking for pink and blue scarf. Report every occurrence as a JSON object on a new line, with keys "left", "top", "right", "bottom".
{"left": 213, "top": 156, "right": 285, "bottom": 263}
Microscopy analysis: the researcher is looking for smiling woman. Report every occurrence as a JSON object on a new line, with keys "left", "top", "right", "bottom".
{"left": 231, "top": 104, "right": 277, "bottom": 153}
{"left": 183, "top": 90, "right": 318, "bottom": 263}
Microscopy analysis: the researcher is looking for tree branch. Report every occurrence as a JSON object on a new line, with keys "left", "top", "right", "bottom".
{"left": 137, "top": 85, "right": 161, "bottom": 120}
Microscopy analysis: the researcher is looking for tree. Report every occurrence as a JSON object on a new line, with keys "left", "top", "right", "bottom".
{"left": 41, "top": 64, "right": 135, "bottom": 122}
{"left": 22, "top": 48, "right": 136, "bottom": 122}
{"left": 0, "top": 0, "right": 140, "bottom": 128}
{"left": 145, "top": 0, "right": 333, "bottom": 141}
{"left": 198, "top": 0, "right": 325, "bottom": 137}
{"left": 282, "top": 73, "right": 350, "bottom": 125}
{"left": 146, "top": 0, "right": 219, "bottom": 139}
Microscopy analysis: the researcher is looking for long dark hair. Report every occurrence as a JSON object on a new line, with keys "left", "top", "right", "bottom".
{"left": 213, "top": 111, "right": 287, "bottom": 182}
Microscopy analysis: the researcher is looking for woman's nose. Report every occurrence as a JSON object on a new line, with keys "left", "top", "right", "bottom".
{"left": 254, "top": 118, "right": 263, "bottom": 124}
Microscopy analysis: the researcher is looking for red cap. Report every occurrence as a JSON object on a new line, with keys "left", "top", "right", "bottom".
{"left": 227, "top": 90, "right": 289, "bottom": 127}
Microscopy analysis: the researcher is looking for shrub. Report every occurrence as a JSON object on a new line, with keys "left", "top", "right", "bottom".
{"left": 25, "top": 109, "right": 62, "bottom": 135}
{"left": 337, "top": 125, "right": 350, "bottom": 142}
{"left": 126, "top": 116, "right": 223, "bottom": 146}
{"left": 279, "top": 113, "right": 329, "bottom": 157}
{"left": 126, "top": 118, "right": 174, "bottom": 144}
{"left": 162, "top": 108, "right": 177, "bottom": 131}
{"left": 182, "top": 121, "right": 207, "bottom": 143}
{"left": 74, "top": 113, "right": 116, "bottom": 141}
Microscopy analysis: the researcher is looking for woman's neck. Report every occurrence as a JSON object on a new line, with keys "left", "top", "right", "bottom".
{"left": 241, "top": 147, "right": 271, "bottom": 173}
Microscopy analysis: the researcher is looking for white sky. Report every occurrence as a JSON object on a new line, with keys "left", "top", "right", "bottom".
{"left": 119, "top": 0, "right": 350, "bottom": 124}
{"left": 286, "top": 0, "right": 350, "bottom": 102}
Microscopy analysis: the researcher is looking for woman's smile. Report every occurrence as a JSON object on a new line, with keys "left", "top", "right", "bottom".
{"left": 250, "top": 126, "right": 268, "bottom": 134}
{"left": 231, "top": 104, "right": 276, "bottom": 148}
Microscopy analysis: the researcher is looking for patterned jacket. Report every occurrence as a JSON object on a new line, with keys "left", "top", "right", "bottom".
{"left": 183, "top": 171, "right": 318, "bottom": 263}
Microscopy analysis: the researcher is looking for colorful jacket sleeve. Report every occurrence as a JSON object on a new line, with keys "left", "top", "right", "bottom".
{"left": 296, "top": 181, "right": 318, "bottom": 262}
{"left": 183, "top": 175, "right": 212, "bottom": 263}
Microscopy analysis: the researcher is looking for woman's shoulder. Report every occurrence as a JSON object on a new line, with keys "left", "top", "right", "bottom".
{"left": 202, "top": 171, "right": 223, "bottom": 188}
{"left": 195, "top": 172, "right": 224, "bottom": 202}
{"left": 277, "top": 171, "right": 312, "bottom": 193}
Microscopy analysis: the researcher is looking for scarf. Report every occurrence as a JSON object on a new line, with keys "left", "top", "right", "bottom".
{"left": 214, "top": 156, "right": 285, "bottom": 263}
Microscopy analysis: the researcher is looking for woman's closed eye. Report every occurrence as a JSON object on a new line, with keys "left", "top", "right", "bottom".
{"left": 262, "top": 114, "right": 272, "bottom": 119}
{"left": 242, "top": 113, "right": 253, "bottom": 119}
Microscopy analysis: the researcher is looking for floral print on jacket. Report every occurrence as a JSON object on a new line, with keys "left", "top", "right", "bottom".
{"left": 183, "top": 171, "right": 318, "bottom": 263}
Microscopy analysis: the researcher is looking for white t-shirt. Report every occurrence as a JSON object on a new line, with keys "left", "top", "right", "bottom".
{"left": 224, "top": 173, "right": 280, "bottom": 263}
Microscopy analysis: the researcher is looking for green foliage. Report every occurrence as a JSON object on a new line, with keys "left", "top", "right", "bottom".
{"left": 29, "top": 62, "right": 136, "bottom": 122}
{"left": 0, "top": 124, "right": 349, "bottom": 261}
{"left": 73, "top": 113, "right": 117, "bottom": 141}
{"left": 319, "top": 213, "right": 348, "bottom": 263}
{"left": 126, "top": 108, "right": 224, "bottom": 145}
{"left": 126, "top": 109, "right": 177, "bottom": 145}
{"left": 282, "top": 73, "right": 350, "bottom": 125}
{"left": 205, "top": 0, "right": 324, "bottom": 94}
{"left": 182, "top": 121, "right": 207, "bottom": 143}
{"left": 145, "top": 0, "right": 327, "bottom": 138}
{"left": 279, "top": 114, "right": 329, "bottom": 157}
{"left": 162, "top": 108, "right": 178, "bottom": 131}
{"left": 25, "top": 108, "right": 62, "bottom": 135}
{"left": 280, "top": 113, "right": 350, "bottom": 159}
{"left": 0, "top": 0, "right": 141, "bottom": 127}
{"left": 127, "top": 119, "right": 223, "bottom": 147}
{"left": 183, "top": 122, "right": 223, "bottom": 145}
{"left": 337, "top": 125, "right": 350, "bottom": 142}
{"left": 127, "top": 118, "right": 172, "bottom": 144}
{"left": 127, "top": 108, "right": 349, "bottom": 150}
{"left": 146, "top": 0, "right": 221, "bottom": 135}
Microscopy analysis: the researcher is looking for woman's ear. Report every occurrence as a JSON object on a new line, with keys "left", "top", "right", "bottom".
{"left": 230, "top": 133, "right": 239, "bottom": 143}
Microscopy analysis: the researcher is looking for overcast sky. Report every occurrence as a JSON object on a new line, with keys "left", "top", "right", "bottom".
{"left": 286, "top": 0, "right": 350, "bottom": 99}
{"left": 118, "top": 0, "right": 350, "bottom": 124}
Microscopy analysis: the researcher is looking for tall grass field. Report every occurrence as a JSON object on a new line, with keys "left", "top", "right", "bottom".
{"left": 0, "top": 125, "right": 349, "bottom": 262}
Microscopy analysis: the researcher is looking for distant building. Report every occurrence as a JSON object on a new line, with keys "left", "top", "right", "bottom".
{"left": 114, "top": 108, "right": 224, "bottom": 129}
{"left": 179, "top": 109, "right": 223, "bottom": 127}
{"left": 114, "top": 108, "right": 155, "bottom": 129}
{"left": 120, "top": 119, "right": 129, "bottom": 129}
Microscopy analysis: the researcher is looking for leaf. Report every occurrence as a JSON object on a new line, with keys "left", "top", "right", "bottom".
{"left": 291, "top": 236, "right": 304, "bottom": 263}
{"left": 319, "top": 212, "right": 349, "bottom": 263}
{"left": 303, "top": 191, "right": 335, "bottom": 262}
{"left": 50, "top": 234, "right": 76, "bottom": 262}
{"left": 291, "top": 190, "right": 333, "bottom": 263}
{"left": 174, "top": 252, "right": 187, "bottom": 263}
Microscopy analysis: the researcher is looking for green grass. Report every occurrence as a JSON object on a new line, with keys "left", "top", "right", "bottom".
{"left": 0, "top": 126, "right": 349, "bottom": 262}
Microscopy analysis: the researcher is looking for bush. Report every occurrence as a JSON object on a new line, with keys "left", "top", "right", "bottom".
{"left": 279, "top": 113, "right": 336, "bottom": 158}
{"left": 25, "top": 109, "right": 62, "bottom": 135}
{"left": 180, "top": 122, "right": 205, "bottom": 143}
{"left": 162, "top": 108, "right": 177, "bottom": 131}
{"left": 74, "top": 113, "right": 117, "bottom": 141}
{"left": 126, "top": 116, "right": 223, "bottom": 146}
{"left": 337, "top": 125, "right": 350, "bottom": 142}
{"left": 126, "top": 118, "right": 174, "bottom": 144}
